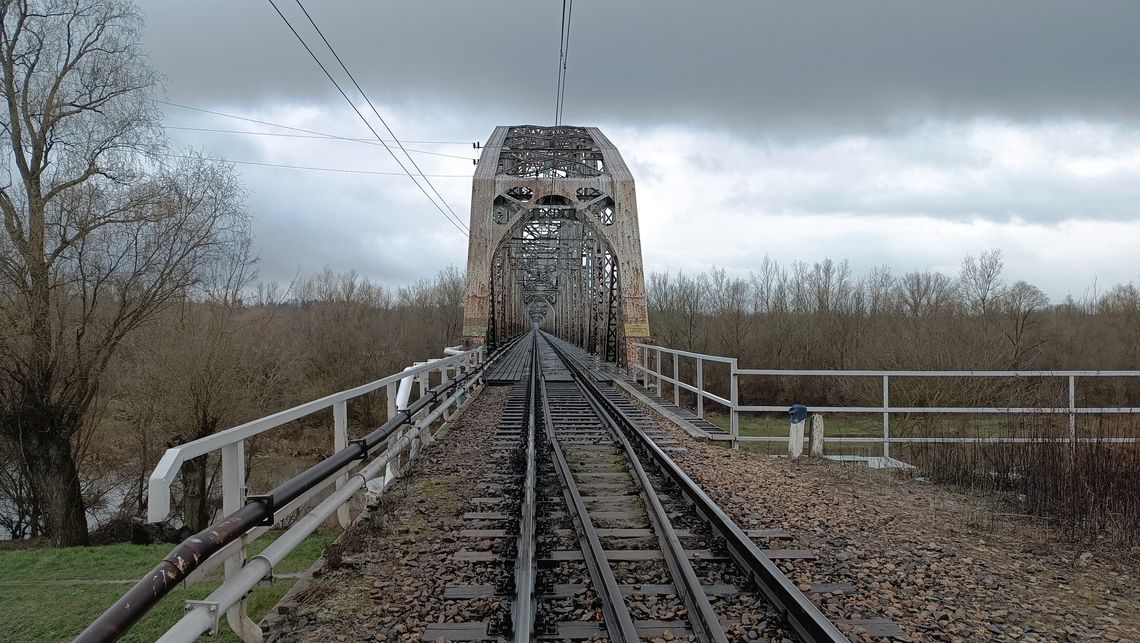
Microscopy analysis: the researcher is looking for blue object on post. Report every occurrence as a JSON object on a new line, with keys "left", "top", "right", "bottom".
{"left": 789, "top": 404, "right": 808, "bottom": 424}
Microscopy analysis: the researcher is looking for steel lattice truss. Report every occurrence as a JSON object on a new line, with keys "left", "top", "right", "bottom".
{"left": 465, "top": 125, "right": 649, "bottom": 365}
{"left": 497, "top": 125, "right": 607, "bottom": 179}
{"left": 489, "top": 215, "right": 621, "bottom": 362}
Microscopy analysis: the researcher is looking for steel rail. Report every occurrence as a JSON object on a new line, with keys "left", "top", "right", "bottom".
{"left": 511, "top": 333, "right": 539, "bottom": 641}
{"left": 545, "top": 332, "right": 849, "bottom": 643}
{"left": 567, "top": 361, "right": 729, "bottom": 643}
{"left": 74, "top": 346, "right": 506, "bottom": 643}
{"left": 538, "top": 354, "right": 641, "bottom": 643}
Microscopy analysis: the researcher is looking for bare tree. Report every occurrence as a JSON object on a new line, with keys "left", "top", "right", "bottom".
{"left": 0, "top": 0, "right": 248, "bottom": 545}
{"left": 898, "top": 270, "right": 956, "bottom": 318}
{"left": 863, "top": 265, "right": 896, "bottom": 316}
{"left": 118, "top": 234, "right": 258, "bottom": 531}
{"left": 960, "top": 248, "right": 1005, "bottom": 316}
{"left": 1000, "top": 280, "right": 1050, "bottom": 368}
{"left": 707, "top": 267, "right": 751, "bottom": 357}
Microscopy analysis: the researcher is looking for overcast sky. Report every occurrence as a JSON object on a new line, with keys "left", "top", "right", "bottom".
{"left": 138, "top": 1, "right": 1140, "bottom": 300}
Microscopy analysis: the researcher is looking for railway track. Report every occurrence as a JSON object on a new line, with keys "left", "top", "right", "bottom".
{"left": 432, "top": 330, "right": 846, "bottom": 642}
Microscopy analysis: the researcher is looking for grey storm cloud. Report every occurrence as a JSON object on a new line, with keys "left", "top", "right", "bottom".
{"left": 136, "top": 1, "right": 1140, "bottom": 298}
{"left": 140, "top": 1, "right": 1140, "bottom": 130}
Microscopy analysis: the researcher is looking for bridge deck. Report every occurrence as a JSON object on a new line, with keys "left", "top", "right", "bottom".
{"left": 483, "top": 337, "right": 534, "bottom": 384}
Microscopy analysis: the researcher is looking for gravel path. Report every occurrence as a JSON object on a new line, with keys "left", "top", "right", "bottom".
{"left": 266, "top": 386, "right": 511, "bottom": 643}
{"left": 637, "top": 405, "right": 1140, "bottom": 642}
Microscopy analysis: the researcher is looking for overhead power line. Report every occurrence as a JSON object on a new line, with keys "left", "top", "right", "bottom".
{"left": 555, "top": 0, "right": 574, "bottom": 126}
{"left": 158, "top": 100, "right": 477, "bottom": 147}
{"left": 290, "top": 0, "right": 469, "bottom": 233}
{"left": 265, "top": 0, "right": 469, "bottom": 236}
{"left": 164, "top": 126, "right": 477, "bottom": 160}
{"left": 159, "top": 153, "right": 468, "bottom": 177}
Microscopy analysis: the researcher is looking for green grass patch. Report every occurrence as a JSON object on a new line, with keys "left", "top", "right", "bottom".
{"left": 0, "top": 529, "right": 337, "bottom": 642}
{"left": 0, "top": 578, "right": 294, "bottom": 643}
{"left": 0, "top": 541, "right": 173, "bottom": 582}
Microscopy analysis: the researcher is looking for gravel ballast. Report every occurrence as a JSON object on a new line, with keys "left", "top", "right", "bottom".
{"left": 266, "top": 386, "right": 512, "bottom": 643}
{"left": 638, "top": 406, "right": 1140, "bottom": 642}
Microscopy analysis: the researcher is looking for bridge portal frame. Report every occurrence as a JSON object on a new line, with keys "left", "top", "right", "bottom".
{"left": 462, "top": 125, "right": 650, "bottom": 364}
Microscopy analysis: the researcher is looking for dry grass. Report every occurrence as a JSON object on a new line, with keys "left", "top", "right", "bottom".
{"left": 907, "top": 415, "right": 1140, "bottom": 548}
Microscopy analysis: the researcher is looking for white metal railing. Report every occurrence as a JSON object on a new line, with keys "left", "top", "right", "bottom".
{"left": 633, "top": 343, "right": 739, "bottom": 434}
{"left": 147, "top": 345, "right": 485, "bottom": 642}
{"left": 632, "top": 343, "right": 1140, "bottom": 454}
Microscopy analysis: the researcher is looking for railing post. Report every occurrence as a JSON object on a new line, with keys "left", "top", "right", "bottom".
{"left": 386, "top": 382, "right": 397, "bottom": 420}
{"left": 655, "top": 347, "right": 662, "bottom": 394}
{"left": 221, "top": 441, "right": 260, "bottom": 642}
{"left": 642, "top": 345, "right": 649, "bottom": 385}
{"left": 673, "top": 352, "right": 680, "bottom": 406}
{"left": 333, "top": 400, "right": 350, "bottom": 528}
{"left": 221, "top": 441, "right": 245, "bottom": 520}
{"left": 1068, "top": 375, "right": 1077, "bottom": 453}
{"left": 696, "top": 357, "right": 704, "bottom": 418}
{"left": 882, "top": 375, "right": 891, "bottom": 459}
{"left": 730, "top": 359, "right": 740, "bottom": 449}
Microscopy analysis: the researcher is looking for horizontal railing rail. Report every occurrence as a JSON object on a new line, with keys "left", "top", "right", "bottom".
{"left": 148, "top": 347, "right": 483, "bottom": 523}
{"left": 631, "top": 343, "right": 1140, "bottom": 453}
{"left": 76, "top": 343, "right": 498, "bottom": 643}
{"left": 632, "top": 342, "right": 739, "bottom": 434}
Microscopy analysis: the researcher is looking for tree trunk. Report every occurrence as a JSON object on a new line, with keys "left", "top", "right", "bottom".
{"left": 21, "top": 427, "right": 88, "bottom": 547}
{"left": 183, "top": 455, "right": 209, "bottom": 532}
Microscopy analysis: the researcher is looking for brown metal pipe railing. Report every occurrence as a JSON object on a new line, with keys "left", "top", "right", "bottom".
{"left": 74, "top": 353, "right": 497, "bottom": 643}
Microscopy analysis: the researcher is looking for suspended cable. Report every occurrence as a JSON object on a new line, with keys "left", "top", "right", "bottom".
{"left": 291, "top": 0, "right": 468, "bottom": 233}
{"left": 559, "top": 0, "right": 574, "bottom": 126}
{"left": 163, "top": 126, "right": 477, "bottom": 160}
{"left": 554, "top": 0, "right": 575, "bottom": 126}
{"left": 555, "top": 0, "right": 567, "bottom": 126}
{"left": 159, "top": 152, "right": 470, "bottom": 177}
{"left": 265, "top": 0, "right": 469, "bottom": 236}
{"left": 158, "top": 101, "right": 476, "bottom": 146}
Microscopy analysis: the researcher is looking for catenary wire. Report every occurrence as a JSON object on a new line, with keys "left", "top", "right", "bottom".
{"left": 291, "top": 0, "right": 468, "bottom": 233}
{"left": 265, "top": 0, "right": 469, "bottom": 236}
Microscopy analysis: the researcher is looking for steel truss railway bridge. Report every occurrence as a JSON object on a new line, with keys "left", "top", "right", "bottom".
{"left": 74, "top": 126, "right": 1137, "bottom": 642}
